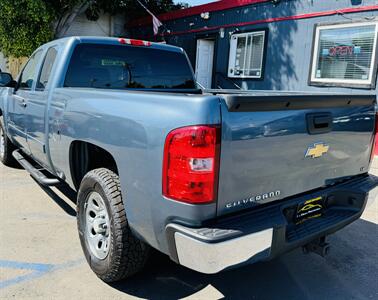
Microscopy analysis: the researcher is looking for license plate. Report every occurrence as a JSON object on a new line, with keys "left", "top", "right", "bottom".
{"left": 295, "top": 196, "right": 323, "bottom": 224}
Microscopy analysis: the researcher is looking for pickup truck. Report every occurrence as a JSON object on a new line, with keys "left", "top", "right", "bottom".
{"left": 0, "top": 37, "right": 377, "bottom": 282}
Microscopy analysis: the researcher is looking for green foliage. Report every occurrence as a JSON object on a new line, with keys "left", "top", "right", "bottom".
{"left": 125, "top": 0, "right": 188, "bottom": 21}
{"left": 0, "top": 0, "right": 187, "bottom": 57}
{"left": 85, "top": 0, "right": 188, "bottom": 23}
{"left": 0, "top": 0, "right": 54, "bottom": 57}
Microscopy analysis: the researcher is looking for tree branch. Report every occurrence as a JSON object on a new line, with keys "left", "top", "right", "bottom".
{"left": 55, "top": 0, "right": 95, "bottom": 38}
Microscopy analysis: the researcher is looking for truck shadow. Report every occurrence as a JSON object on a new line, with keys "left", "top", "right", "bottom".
{"left": 110, "top": 218, "right": 378, "bottom": 300}
{"left": 34, "top": 179, "right": 77, "bottom": 217}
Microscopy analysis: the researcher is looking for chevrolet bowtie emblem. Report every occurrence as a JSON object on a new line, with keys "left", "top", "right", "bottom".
{"left": 305, "top": 143, "right": 329, "bottom": 158}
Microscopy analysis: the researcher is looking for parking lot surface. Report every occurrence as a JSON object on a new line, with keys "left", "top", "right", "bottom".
{"left": 0, "top": 161, "right": 377, "bottom": 300}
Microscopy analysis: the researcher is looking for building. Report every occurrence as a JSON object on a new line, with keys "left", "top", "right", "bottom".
{"left": 0, "top": 52, "right": 7, "bottom": 72}
{"left": 63, "top": 13, "right": 125, "bottom": 38}
{"left": 128, "top": 0, "right": 378, "bottom": 94}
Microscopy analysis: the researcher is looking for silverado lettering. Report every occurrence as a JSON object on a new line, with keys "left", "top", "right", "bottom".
{"left": 226, "top": 191, "right": 281, "bottom": 208}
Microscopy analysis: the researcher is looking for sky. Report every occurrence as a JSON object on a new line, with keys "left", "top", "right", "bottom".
{"left": 176, "top": 0, "right": 213, "bottom": 6}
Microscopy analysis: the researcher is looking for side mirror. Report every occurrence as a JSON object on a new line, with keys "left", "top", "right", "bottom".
{"left": 0, "top": 72, "right": 17, "bottom": 88}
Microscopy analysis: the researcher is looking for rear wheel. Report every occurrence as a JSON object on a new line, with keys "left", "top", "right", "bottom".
{"left": 77, "top": 168, "right": 150, "bottom": 282}
{"left": 0, "top": 121, "right": 17, "bottom": 166}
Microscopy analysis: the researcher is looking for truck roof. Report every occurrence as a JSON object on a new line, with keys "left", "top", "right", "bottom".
{"left": 39, "top": 36, "right": 185, "bottom": 53}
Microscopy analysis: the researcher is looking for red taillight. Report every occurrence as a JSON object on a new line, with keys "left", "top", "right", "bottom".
{"left": 371, "top": 113, "right": 378, "bottom": 160}
{"left": 163, "top": 125, "right": 221, "bottom": 204}
{"left": 118, "top": 38, "right": 151, "bottom": 46}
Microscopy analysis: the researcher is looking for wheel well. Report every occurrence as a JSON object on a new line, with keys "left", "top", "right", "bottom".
{"left": 70, "top": 141, "right": 119, "bottom": 190}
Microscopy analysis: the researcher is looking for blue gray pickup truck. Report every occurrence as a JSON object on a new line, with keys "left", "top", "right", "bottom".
{"left": 0, "top": 37, "right": 377, "bottom": 282}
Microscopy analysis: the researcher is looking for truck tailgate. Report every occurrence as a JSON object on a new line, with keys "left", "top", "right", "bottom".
{"left": 217, "top": 94, "right": 376, "bottom": 216}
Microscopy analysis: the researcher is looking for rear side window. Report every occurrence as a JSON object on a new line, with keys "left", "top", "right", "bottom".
{"left": 19, "top": 50, "right": 43, "bottom": 90}
{"left": 64, "top": 44, "right": 195, "bottom": 90}
{"left": 37, "top": 47, "right": 58, "bottom": 90}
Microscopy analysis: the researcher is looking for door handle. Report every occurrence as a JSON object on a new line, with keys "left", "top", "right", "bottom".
{"left": 14, "top": 95, "right": 27, "bottom": 108}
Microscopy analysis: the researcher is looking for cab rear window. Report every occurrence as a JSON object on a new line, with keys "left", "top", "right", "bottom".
{"left": 64, "top": 43, "right": 195, "bottom": 90}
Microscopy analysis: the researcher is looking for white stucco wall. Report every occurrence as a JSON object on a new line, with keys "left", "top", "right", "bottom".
{"left": 0, "top": 52, "right": 8, "bottom": 72}
{"left": 64, "top": 13, "right": 125, "bottom": 37}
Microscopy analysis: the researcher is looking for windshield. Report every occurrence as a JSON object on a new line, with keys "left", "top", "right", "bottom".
{"left": 64, "top": 43, "right": 196, "bottom": 90}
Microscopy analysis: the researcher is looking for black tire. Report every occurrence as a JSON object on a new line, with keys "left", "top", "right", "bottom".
{"left": 0, "top": 120, "right": 17, "bottom": 167}
{"left": 77, "top": 168, "right": 150, "bottom": 282}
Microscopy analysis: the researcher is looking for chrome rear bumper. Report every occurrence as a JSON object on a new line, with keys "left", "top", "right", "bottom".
{"left": 168, "top": 224, "right": 272, "bottom": 274}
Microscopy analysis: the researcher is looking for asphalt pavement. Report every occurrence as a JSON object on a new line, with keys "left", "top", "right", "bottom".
{"left": 0, "top": 160, "right": 377, "bottom": 299}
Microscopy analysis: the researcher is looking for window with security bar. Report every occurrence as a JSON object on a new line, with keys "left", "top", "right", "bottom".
{"left": 228, "top": 31, "right": 266, "bottom": 79}
{"left": 310, "top": 22, "right": 378, "bottom": 88}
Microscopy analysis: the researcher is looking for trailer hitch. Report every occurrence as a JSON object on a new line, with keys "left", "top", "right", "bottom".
{"left": 302, "top": 236, "right": 330, "bottom": 257}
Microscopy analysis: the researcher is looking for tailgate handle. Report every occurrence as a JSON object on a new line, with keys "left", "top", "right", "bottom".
{"left": 307, "top": 113, "right": 333, "bottom": 134}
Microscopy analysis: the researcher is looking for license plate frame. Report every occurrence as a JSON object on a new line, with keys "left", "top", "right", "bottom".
{"left": 295, "top": 196, "right": 324, "bottom": 224}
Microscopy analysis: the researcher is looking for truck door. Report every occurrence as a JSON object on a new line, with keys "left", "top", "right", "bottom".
{"left": 26, "top": 47, "right": 58, "bottom": 165}
{"left": 7, "top": 50, "right": 43, "bottom": 153}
